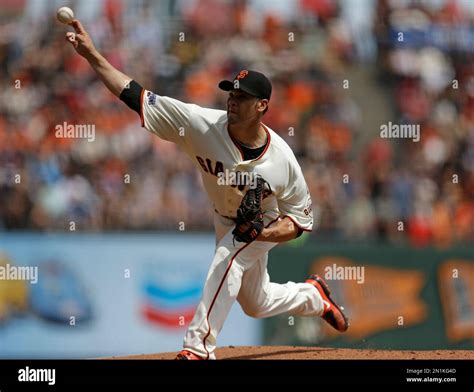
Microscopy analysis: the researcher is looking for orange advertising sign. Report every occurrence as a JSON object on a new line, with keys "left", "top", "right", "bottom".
{"left": 309, "top": 257, "right": 428, "bottom": 339}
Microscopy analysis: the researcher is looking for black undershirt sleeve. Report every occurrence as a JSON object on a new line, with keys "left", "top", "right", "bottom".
{"left": 119, "top": 80, "right": 143, "bottom": 115}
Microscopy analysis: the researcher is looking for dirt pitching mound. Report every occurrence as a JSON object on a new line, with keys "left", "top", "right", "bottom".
{"left": 108, "top": 346, "right": 473, "bottom": 360}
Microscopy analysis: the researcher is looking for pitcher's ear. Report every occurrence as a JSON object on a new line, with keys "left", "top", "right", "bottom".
{"left": 257, "top": 99, "right": 269, "bottom": 114}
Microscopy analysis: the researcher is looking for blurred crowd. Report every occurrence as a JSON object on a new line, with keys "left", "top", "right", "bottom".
{"left": 367, "top": 0, "right": 474, "bottom": 246}
{"left": 0, "top": 0, "right": 472, "bottom": 246}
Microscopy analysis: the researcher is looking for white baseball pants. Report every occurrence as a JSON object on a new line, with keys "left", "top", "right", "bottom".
{"left": 182, "top": 212, "right": 325, "bottom": 359}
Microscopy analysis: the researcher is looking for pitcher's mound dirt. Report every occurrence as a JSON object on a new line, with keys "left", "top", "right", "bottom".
{"left": 108, "top": 346, "right": 473, "bottom": 360}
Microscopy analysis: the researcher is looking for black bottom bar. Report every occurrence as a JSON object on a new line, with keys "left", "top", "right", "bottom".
{"left": 1, "top": 359, "right": 472, "bottom": 388}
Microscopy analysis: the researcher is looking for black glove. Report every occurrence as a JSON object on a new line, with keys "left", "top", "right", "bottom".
{"left": 232, "top": 176, "right": 266, "bottom": 243}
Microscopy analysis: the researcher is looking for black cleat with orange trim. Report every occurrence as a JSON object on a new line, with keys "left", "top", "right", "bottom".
{"left": 175, "top": 350, "right": 205, "bottom": 360}
{"left": 305, "top": 274, "right": 349, "bottom": 332}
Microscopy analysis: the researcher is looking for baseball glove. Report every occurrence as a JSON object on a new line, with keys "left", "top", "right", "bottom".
{"left": 232, "top": 176, "right": 266, "bottom": 244}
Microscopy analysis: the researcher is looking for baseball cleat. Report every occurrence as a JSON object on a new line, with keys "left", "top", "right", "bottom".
{"left": 305, "top": 274, "right": 349, "bottom": 332}
{"left": 175, "top": 350, "right": 204, "bottom": 360}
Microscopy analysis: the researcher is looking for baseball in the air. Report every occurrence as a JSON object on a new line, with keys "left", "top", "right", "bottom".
{"left": 57, "top": 7, "right": 74, "bottom": 25}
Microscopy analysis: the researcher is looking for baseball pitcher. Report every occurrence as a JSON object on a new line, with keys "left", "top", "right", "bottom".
{"left": 65, "top": 20, "right": 349, "bottom": 360}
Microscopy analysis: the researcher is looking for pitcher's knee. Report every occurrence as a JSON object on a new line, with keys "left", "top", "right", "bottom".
{"left": 242, "top": 306, "right": 263, "bottom": 318}
{"left": 240, "top": 302, "right": 266, "bottom": 318}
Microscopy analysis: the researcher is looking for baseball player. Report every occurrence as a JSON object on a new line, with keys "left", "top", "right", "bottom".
{"left": 66, "top": 20, "right": 349, "bottom": 360}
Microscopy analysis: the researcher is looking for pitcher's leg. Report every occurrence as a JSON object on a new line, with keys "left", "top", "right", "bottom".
{"left": 182, "top": 232, "right": 273, "bottom": 359}
{"left": 237, "top": 260, "right": 349, "bottom": 331}
{"left": 182, "top": 244, "right": 242, "bottom": 359}
{"left": 237, "top": 254, "right": 325, "bottom": 319}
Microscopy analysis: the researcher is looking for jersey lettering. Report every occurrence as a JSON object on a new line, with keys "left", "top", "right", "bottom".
{"left": 196, "top": 156, "right": 208, "bottom": 173}
{"left": 196, "top": 156, "right": 224, "bottom": 177}
{"left": 195, "top": 156, "right": 261, "bottom": 193}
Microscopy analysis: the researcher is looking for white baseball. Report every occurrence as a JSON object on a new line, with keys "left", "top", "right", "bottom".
{"left": 57, "top": 7, "right": 74, "bottom": 25}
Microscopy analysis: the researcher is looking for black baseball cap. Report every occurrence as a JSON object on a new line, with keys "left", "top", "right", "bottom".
{"left": 218, "top": 70, "right": 272, "bottom": 100}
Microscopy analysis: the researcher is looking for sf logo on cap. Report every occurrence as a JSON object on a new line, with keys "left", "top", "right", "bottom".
{"left": 236, "top": 70, "right": 249, "bottom": 80}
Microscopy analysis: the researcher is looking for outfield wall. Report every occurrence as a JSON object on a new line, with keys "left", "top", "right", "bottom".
{"left": 1, "top": 233, "right": 472, "bottom": 357}
{"left": 264, "top": 238, "right": 474, "bottom": 349}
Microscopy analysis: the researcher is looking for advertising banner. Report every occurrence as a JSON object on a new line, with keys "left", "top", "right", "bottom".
{"left": 0, "top": 233, "right": 261, "bottom": 358}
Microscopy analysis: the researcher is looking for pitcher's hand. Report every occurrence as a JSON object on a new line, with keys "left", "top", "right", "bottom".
{"left": 65, "top": 19, "right": 97, "bottom": 60}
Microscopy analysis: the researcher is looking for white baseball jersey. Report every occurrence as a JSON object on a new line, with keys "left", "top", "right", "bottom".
{"left": 139, "top": 90, "right": 314, "bottom": 232}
